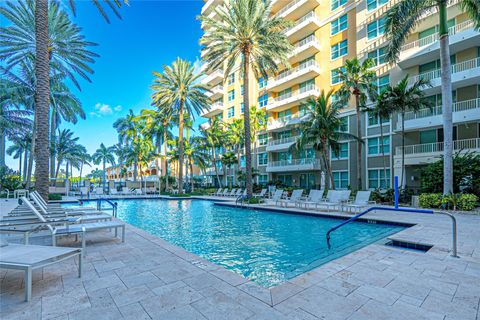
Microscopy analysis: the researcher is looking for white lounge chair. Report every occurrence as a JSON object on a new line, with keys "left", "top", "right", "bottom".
{"left": 226, "top": 189, "right": 237, "bottom": 197}
{"left": 343, "top": 191, "right": 374, "bottom": 213}
{"left": 220, "top": 189, "right": 230, "bottom": 197}
{"left": 267, "top": 189, "right": 284, "bottom": 206}
{"left": 253, "top": 189, "right": 267, "bottom": 198}
{"left": 134, "top": 189, "right": 143, "bottom": 196}
{"left": 94, "top": 187, "right": 104, "bottom": 196}
{"left": 0, "top": 239, "right": 82, "bottom": 301}
{"left": 110, "top": 188, "right": 119, "bottom": 196}
{"left": 317, "top": 190, "right": 351, "bottom": 211}
{"left": 209, "top": 188, "right": 222, "bottom": 196}
{"left": 295, "top": 189, "right": 324, "bottom": 209}
{"left": 29, "top": 192, "right": 99, "bottom": 215}
{"left": 277, "top": 189, "right": 304, "bottom": 207}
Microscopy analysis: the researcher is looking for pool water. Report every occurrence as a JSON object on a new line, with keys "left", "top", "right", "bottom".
{"left": 66, "top": 199, "right": 404, "bottom": 287}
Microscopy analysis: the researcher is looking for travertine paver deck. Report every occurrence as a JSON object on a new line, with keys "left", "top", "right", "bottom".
{"left": 1, "top": 199, "right": 479, "bottom": 319}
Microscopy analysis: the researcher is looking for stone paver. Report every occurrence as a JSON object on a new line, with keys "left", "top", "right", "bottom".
{"left": 1, "top": 200, "right": 479, "bottom": 319}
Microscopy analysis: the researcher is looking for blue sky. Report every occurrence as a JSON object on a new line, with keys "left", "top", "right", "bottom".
{"left": 4, "top": 0, "right": 206, "bottom": 174}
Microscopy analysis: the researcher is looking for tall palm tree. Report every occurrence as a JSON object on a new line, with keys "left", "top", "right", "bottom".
{"left": 201, "top": 118, "right": 224, "bottom": 187}
{"left": 113, "top": 109, "right": 139, "bottom": 180}
{"left": 53, "top": 129, "right": 79, "bottom": 178}
{"left": 336, "top": 58, "right": 377, "bottom": 190}
{"left": 227, "top": 119, "right": 244, "bottom": 184}
{"left": 380, "top": 76, "right": 431, "bottom": 189}
{"left": 293, "top": 90, "right": 359, "bottom": 189}
{"left": 368, "top": 91, "right": 394, "bottom": 189}
{"left": 249, "top": 106, "right": 267, "bottom": 170}
{"left": 151, "top": 58, "right": 210, "bottom": 193}
{"left": 385, "top": 0, "right": 480, "bottom": 194}
{"left": 76, "top": 149, "right": 91, "bottom": 184}
{"left": 200, "top": 0, "right": 293, "bottom": 196}
{"left": 184, "top": 136, "right": 209, "bottom": 192}
{"left": 6, "top": 138, "right": 25, "bottom": 177}
{"left": 92, "top": 143, "right": 116, "bottom": 192}
{"left": 0, "top": 0, "right": 103, "bottom": 199}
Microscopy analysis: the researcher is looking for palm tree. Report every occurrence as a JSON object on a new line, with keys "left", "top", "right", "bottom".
{"left": 0, "top": 0, "right": 103, "bottom": 199}
{"left": 368, "top": 91, "right": 394, "bottom": 189}
{"left": 380, "top": 76, "right": 431, "bottom": 189}
{"left": 336, "top": 58, "right": 377, "bottom": 190}
{"left": 53, "top": 129, "right": 79, "bottom": 178}
{"left": 227, "top": 119, "right": 244, "bottom": 184}
{"left": 150, "top": 58, "right": 210, "bottom": 193}
{"left": 249, "top": 106, "right": 267, "bottom": 170}
{"left": 385, "top": 0, "right": 480, "bottom": 194}
{"left": 184, "top": 136, "right": 209, "bottom": 192}
{"left": 221, "top": 152, "right": 238, "bottom": 188}
{"left": 77, "top": 150, "right": 91, "bottom": 184}
{"left": 92, "top": 143, "right": 116, "bottom": 192}
{"left": 200, "top": 118, "right": 224, "bottom": 187}
{"left": 113, "top": 109, "right": 140, "bottom": 180}
{"left": 293, "top": 90, "right": 359, "bottom": 189}
{"left": 200, "top": 0, "right": 293, "bottom": 196}
{"left": 6, "top": 137, "right": 25, "bottom": 177}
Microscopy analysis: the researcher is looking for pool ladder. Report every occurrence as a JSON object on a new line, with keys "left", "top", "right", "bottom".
{"left": 235, "top": 195, "right": 248, "bottom": 208}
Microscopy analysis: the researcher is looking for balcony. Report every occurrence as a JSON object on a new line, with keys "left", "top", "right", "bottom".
{"left": 201, "top": 0, "right": 222, "bottom": 17}
{"left": 399, "top": 20, "right": 479, "bottom": 69}
{"left": 205, "top": 167, "right": 224, "bottom": 176}
{"left": 409, "top": 57, "right": 480, "bottom": 93}
{"left": 394, "top": 138, "right": 480, "bottom": 167}
{"left": 267, "top": 114, "right": 306, "bottom": 131}
{"left": 273, "top": 0, "right": 319, "bottom": 21}
{"left": 289, "top": 35, "right": 321, "bottom": 64}
{"left": 206, "top": 85, "right": 224, "bottom": 100}
{"left": 285, "top": 11, "right": 321, "bottom": 43}
{"left": 267, "top": 60, "right": 320, "bottom": 92}
{"left": 267, "top": 85, "right": 319, "bottom": 112}
{"left": 397, "top": 98, "right": 480, "bottom": 131}
{"left": 266, "top": 158, "right": 321, "bottom": 173}
{"left": 201, "top": 102, "right": 224, "bottom": 118}
{"left": 266, "top": 135, "right": 300, "bottom": 152}
{"left": 201, "top": 69, "right": 224, "bottom": 86}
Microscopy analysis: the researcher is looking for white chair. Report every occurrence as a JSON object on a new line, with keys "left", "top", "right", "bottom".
{"left": 209, "top": 188, "right": 222, "bottom": 196}
{"left": 343, "top": 191, "right": 374, "bottom": 213}
{"left": 317, "top": 190, "right": 351, "bottom": 211}
{"left": 296, "top": 189, "right": 324, "bottom": 209}
{"left": 277, "top": 189, "right": 304, "bottom": 207}
{"left": 266, "top": 189, "right": 285, "bottom": 206}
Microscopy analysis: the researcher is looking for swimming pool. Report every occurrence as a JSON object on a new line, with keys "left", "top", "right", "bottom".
{"left": 66, "top": 199, "right": 405, "bottom": 287}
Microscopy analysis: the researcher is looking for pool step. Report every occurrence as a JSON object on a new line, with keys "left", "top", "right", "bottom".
{"left": 385, "top": 239, "right": 433, "bottom": 252}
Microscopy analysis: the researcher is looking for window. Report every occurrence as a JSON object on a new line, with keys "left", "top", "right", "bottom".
{"left": 227, "top": 107, "right": 235, "bottom": 118}
{"left": 300, "top": 173, "right": 316, "bottom": 189}
{"left": 240, "top": 102, "right": 244, "bottom": 114}
{"left": 331, "top": 142, "right": 348, "bottom": 160}
{"left": 258, "top": 153, "right": 268, "bottom": 166}
{"left": 228, "top": 89, "right": 235, "bottom": 102}
{"left": 277, "top": 174, "right": 293, "bottom": 186}
{"left": 227, "top": 73, "right": 235, "bottom": 85}
{"left": 367, "top": 136, "right": 390, "bottom": 155}
{"left": 278, "top": 87, "right": 292, "bottom": 100}
{"left": 298, "top": 105, "right": 309, "bottom": 117}
{"left": 333, "top": 171, "right": 349, "bottom": 189}
{"left": 331, "top": 67, "right": 345, "bottom": 84}
{"left": 331, "top": 40, "right": 348, "bottom": 60}
{"left": 258, "top": 77, "right": 268, "bottom": 89}
{"left": 240, "top": 155, "right": 246, "bottom": 167}
{"left": 367, "top": 47, "right": 387, "bottom": 66}
{"left": 258, "top": 133, "right": 268, "bottom": 146}
{"left": 258, "top": 94, "right": 268, "bottom": 108}
{"left": 331, "top": 14, "right": 348, "bottom": 35}
{"left": 299, "top": 79, "right": 315, "bottom": 93}
{"left": 299, "top": 148, "right": 315, "bottom": 159}
{"left": 331, "top": 0, "right": 348, "bottom": 11}
{"left": 367, "top": 112, "right": 389, "bottom": 126}
{"left": 278, "top": 109, "right": 292, "bottom": 120}
{"left": 258, "top": 175, "right": 268, "bottom": 185}
{"left": 279, "top": 130, "right": 292, "bottom": 140}
{"left": 278, "top": 152, "right": 292, "bottom": 162}
{"left": 241, "top": 85, "right": 244, "bottom": 96}
{"left": 377, "top": 74, "right": 390, "bottom": 94}
{"left": 367, "top": 16, "right": 386, "bottom": 40}
{"left": 368, "top": 169, "right": 390, "bottom": 189}
{"left": 338, "top": 117, "right": 348, "bottom": 132}
{"left": 367, "top": 0, "right": 388, "bottom": 11}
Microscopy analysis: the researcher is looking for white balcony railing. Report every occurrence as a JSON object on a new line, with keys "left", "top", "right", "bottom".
{"left": 401, "top": 20, "right": 475, "bottom": 51}
{"left": 267, "top": 135, "right": 300, "bottom": 146}
{"left": 410, "top": 57, "right": 480, "bottom": 84}
{"left": 403, "top": 98, "right": 480, "bottom": 121}
{"left": 396, "top": 138, "right": 480, "bottom": 155}
{"left": 274, "top": 0, "right": 305, "bottom": 18}
{"left": 267, "top": 158, "right": 321, "bottom": 168}
{"left": 284, "top": 11, "right": 319, "bottom": 34}
{"left": 274, "top": 60, "right": 319, "bottom": 83}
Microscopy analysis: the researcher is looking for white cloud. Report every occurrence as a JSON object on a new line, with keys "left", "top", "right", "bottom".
{"left": 90, "top": 103, "right": 122, "bottom": 117}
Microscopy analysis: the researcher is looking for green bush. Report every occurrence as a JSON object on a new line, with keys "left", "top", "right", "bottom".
{"left": 48, "top": 193, "right": 62, "bottom": 201}
{"left": 419, "top": 193, "right": 478, "bottom": 211}
{"left": 0, "top": 174, "right": 22, "bottom": 191}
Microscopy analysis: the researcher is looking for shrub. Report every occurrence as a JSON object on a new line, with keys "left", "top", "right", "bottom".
{"left": 0, "top": 174, "right": 22, "bottom": 191}
{"left": 419, "top": 193, "right": 478, "bottom": 211}
{"left": 48, "top": 193, "right": 62, "bottom": 201}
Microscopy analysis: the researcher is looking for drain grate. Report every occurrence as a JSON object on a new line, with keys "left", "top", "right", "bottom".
{"left": 385, "top": 240, "right": 433, "bottom": 252}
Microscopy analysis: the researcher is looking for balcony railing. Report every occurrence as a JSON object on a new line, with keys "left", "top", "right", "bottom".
{"left": 396, "top": 138, "right": 480, "bottom": 155}
{"left": 267, "top": 157, "right": 321, "bottom": 169}
{"left": 403, "top": 98, "right": 480, "bottom": 121}
{"left": 274, "top": 0, "right": 305, "bottom": 17}
{"left": 410, "top": 57, "right": 480, "bottom": 84}
{"left": 274, "top": 60, "right": 319, "bottom": 82}
{"left": 401, "top": 20, "right": 475, "bottom": 51}
{"left": 267, "top": 135, "right": 300, "bottom": 146}
{"left": 284, "top": 11, "right": 319, "bottom": 34}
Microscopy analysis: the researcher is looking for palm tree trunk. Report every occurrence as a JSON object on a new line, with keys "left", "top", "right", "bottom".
{"left": 50, "top": 111, "right": 56, "bottom": 178}
{"left": 322, "top": 145, "right": 335, "bottom": 190}
{"left": 236, "top": 146, "right": 240, "bottom": 185}
{"left": 212, "top": 148, "right": 221, "bottom": 187}
{"left": 163, "top": 123, "right": 169, "bottom": 191}
{"left": 23, "top": 149, "right": 28, "bottom": 181}
{"left": 79, "top": 163, "right": 83, "bottom": 184}
{"left": 0, "top": 128, "right": 5, "bottom": 168}
{"left": 55, "top": 159, "right": 61, "bottom": 179}
{"left": 178, "top": 102, "right": 184, "bottom": 193}
{"left": 133, "top": 160, "right": 138, "bottom": 182}
{"left": 190, "top": 161, "right": 194, "bottom": 192}
{"left": 34, "top": 0, "right": 50, "bottom": 200}
{"left": 379, "top": 120, "right": 387, "bottom": 188}
{"left": 355, "top": 94, "right": 362, "bottom": 190}
{"left": 102, "top": 160, "right": 106, "bottom": 192}
{"left": 18, "top": 151, "right": 22, "bottom": 176}
{"left": 26, "top": 128, "right": 36, "bottom": 189}
{"left": 439, "top": 3, "right": 453, "bottom": 195}
{"left": 400, "top": 110, "right": 405, "bottom": 189}
{"left": 243, "top": 50, "right": 253, "bottom": 197}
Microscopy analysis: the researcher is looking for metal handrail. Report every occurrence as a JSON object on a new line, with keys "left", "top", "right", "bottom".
{"left": 325, "top": 206, "right": 458, "bottom": 257}
{"left": 95, "top": 198, "right": 118, "bottom": 217}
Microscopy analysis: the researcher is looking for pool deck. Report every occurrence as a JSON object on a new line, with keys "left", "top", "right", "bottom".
{"left": 1, "top": 198, "right": 480, "bottom": 319}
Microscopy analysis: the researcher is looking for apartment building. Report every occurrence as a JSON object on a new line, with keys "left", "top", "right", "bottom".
{"left": 200, "top": 0, "right": 480, "bottom": 191}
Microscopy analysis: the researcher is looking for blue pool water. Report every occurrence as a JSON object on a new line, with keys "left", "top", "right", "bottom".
{"left": 66, "top": 199, "right": 404, "bottom": 287}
